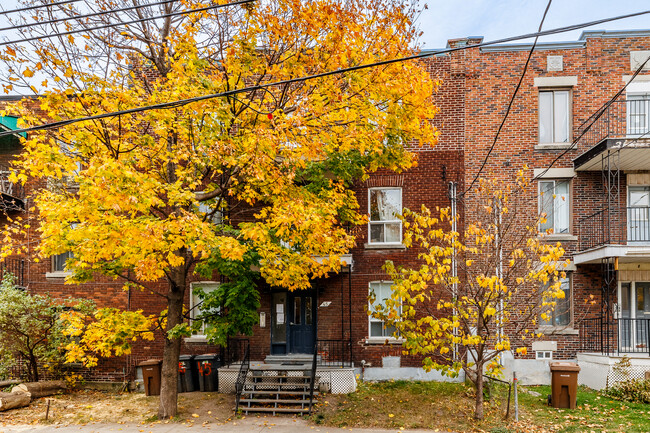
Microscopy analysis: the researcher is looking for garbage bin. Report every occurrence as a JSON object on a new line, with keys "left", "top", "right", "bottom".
{"left": 195, "top": 353, "right": 222, "bottom": 392}
{"left": 178, "top": 355, "right": 197, "bottom": 393}
{"left": 139, "top": 359, "right": 162, "bottom": 396}
{"left": 550, "top": 361, "right": 580, "bottom": 409}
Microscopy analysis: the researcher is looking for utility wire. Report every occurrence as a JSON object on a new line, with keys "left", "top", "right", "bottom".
{"left": 0, "top": 0, "right": 81, "bottom": 17}
{"left": 0, "top": 0, "right": 176, "bottom": 33}
{"left": 1, "top": 9, "right": 650, "bottom": 138}
{"left": 0, "top": 0, "right": 254, "bottom": 47}
{"left": 462, "top": 0, "right": 553, "bottom": 197}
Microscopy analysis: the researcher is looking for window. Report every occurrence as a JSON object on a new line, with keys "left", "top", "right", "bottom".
{"left": 535, "top": 351, "right": 553, "bottom": 360}
{"left": 190, "top": 282, "right": 220, "bottom": 337}
{"left": 539, "top": 180, "right": 570, "bottom": 234}
{"left": 52, "top": 251, "right": 74, "bottom": 273}
{"left": 627, "top": 94, "right": 650, "bottom": 136}
{"left": 628, "top": 186, "right": 650, "bottom": 242}
{"left": 539, "top": 90, "right": 570, "bottom": 144}
{"left": 541, "top": 277, "right": 571, "bottom": 327}
{"left": 368, "top": 281, "right": 400, "bottom": 338}
{"left": 368, "top": 188, "right": 402, "bottom": 244}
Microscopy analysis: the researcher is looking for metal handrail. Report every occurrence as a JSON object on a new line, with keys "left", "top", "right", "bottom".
{"left": 308, "top": 340, "right": 318, "bottom": 415}
{"left": 234, "top": 342, "right": 250, "bottom": 413}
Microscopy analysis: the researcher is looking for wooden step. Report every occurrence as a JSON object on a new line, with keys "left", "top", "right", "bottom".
{"left": 250, "top": 375, "right": 313, "bottom": 380}
{"left": 242, "top": 390, "right": 319, "bottom": 396}
{"left": 240, "top": 398, "right": 310, "bottom": 404}
{"left": 242, "top": 407, "right": 310, "bottom": 414}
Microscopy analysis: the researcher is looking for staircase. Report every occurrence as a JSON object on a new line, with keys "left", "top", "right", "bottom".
{"left": 238, "top": 369, "right": 319, "bottom": 415}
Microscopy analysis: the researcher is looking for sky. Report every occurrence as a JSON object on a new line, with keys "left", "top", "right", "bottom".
{"left": 1, "top": 0, "right": 649, "bottom": 49}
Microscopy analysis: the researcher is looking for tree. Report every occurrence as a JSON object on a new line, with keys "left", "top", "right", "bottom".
{"left": 371, "top": 171, "right": 567, "bottom": 420}
{"left": 0, "top": 0, "right": 438, "bottom": 417}
{"left": 0, "top": 273, "right": 91, "bottom": 381}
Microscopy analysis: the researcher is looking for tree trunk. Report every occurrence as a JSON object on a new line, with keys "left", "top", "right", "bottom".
{"left": 12, "top": 380, "right": 66, "bottom": 398}
{"left": 158, "top": 282, "right": 185, "bottom": 419}
{"left": 474, "top": 362, "right": 485, "bottom": 420}
{"left": 0, "top": 391, "right": 31, "bottom": 411}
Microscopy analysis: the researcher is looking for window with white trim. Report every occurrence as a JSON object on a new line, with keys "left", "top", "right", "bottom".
{"left": 539, "top": 180, "right": 570, "bottom": 234}
{"left": 52, "top": 251, "right": 73, "bottom": 273}
{"left": 190, "top": 282, "right": 220, "bottom": 337}
{"left": 627, "top": 93, "right": 650, "bottom": 136}
{"left": 539, "top": 89, "right": 570, "bottom": 144}
{"left": 535, "top": 351, "right": 553, "bottom": 360}
{"left": 368, "top": 187, "right": 402, "bottom": 244}
{"left": 540, "top": 276, "right": 571, "bottom": 327}
{"left": 368, "top": 281, "right": 400, "bottom": 338}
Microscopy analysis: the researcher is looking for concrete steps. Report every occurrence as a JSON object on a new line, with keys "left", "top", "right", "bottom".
{"left": 238, "top": 371, "right": 318, "bottom": 415}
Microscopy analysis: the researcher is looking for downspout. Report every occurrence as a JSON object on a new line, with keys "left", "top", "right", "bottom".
{"left": 449, "top": 181, "right": 458, "bottom": 361}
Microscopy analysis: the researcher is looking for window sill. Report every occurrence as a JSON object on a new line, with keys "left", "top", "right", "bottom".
{"left": 46, "top": 271, "right": 72, "bottom": 279}
{"left": 535, "top": 143, "right": 573, "bottom": 151}
{"left": 365, "top": 337, "right": 404, "bottom": 345}
{"left": 364, "top": 243, "right": 406, "bottom": 250}
{"left": 540, "top": 234, "right": 578, "bottom": 241}
{"left": 536, "top": 327, "right": 579, "bottom": 336}
{"left": 184, "top": 336, "right": 209, "bottom": 344}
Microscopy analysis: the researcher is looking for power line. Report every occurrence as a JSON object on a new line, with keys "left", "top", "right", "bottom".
{"left": 0, "top": 0, "right": 176, "bottom": 33}
{"left": 0, "top": 0, "right": 254, "bottom": 47}
{"left": 0, "top": 0, "right": 81, "bottom": 17}
{"left": 462, "top": 0, "right": 553, "bottom": 197}
{"left": 1, "top": 9, "right": 650, "bottom": 138}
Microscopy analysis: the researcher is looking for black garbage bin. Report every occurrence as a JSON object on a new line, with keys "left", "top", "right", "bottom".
{"left": 195, "top": 353, "right": 221, "bottom": 392}
{"left": 139, "top": 359, "right": 162, "bottom": 396}
{"left": 178, "top": 355, "right": 197, "bottom": 393}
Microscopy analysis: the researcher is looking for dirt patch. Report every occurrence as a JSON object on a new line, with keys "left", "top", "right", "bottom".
{"left": 0, "top": 389, "right": 236, "bottom": 427}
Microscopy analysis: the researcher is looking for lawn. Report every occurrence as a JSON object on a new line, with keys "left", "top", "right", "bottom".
{"left": 313, "top": 380, "right": 650, "bottom": 433}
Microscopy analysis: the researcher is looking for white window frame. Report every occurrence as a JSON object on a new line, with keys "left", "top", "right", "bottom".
{"left": 539, "top": 179, "right": 570, "bottom": 235}
{"left": 368, "top": 281, "right": 401, "bottom": 341}
{"left": 535, "top": 350, "right": 553, "bottom": 360}
{"left": 189, "top": 281, "right": 220, "bottom": 339}
{"left": 538, "top": 89, "right": 571, "bottom": 144}
{"left": 627, "top": 185, "right": 650, "bottom": 243}
{"left": 540, "top": 276, "right": 572, "bottom": 328}
{"left": 626, "top": 93, "right": 650, "bottom": 137}
{"left": 368, "top": 187, "right": 402, "bottom": 245}
{"left": 49, "top": 251, "right": 73, "bottom": 276}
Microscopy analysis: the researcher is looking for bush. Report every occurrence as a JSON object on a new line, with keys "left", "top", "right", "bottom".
{"left": 607, "top": 378, "right": 650, "bottom": 404}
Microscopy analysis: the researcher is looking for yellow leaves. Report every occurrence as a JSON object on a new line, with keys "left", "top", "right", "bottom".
{"left": 23, "top": 68, "right": 34, "bottom": 78}
{"left": 516, "top": 347, "right": 528, "bottom": 355}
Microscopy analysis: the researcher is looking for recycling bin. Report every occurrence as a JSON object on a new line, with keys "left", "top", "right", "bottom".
{"left": 178, "top": 354, "right": 197, "bottom": 393}
{"left": 550, "top": 361, "right": 580, "bottom": 409}
{"left": 139, "top": 359, "right": 162, "bottom": 396}
{"left": 195, "top": 353, "right": 222, "bottom": 392}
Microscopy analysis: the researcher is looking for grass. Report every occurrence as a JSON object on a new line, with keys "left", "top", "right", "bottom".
{"left": 313, "top": 380, "right": 650, "bottom": 433}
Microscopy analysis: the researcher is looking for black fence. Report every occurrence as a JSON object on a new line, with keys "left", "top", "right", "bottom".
{"left": 315, "top": 339, "right": 352, "bottom": 368}
{"left": 225, "top": 337, "right": 249, "bottom": 366}
{"left": 579, "top": 206, "right": 650, "bottom": 250}
{"left": 0, "top": 257, "right": 25, "bottom": 288}
{"left": 580, "top": 316, "right": 650, "bottom": 355}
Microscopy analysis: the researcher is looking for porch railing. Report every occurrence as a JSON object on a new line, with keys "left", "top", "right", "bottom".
{"left": 232, "top": 339, "right": 250, "bottom": 413}
{"left": 576, "top": 97, "right": 650, "bottom": 150}
{"left": 579, "top": 206, "right": 650, "bottom": 250}
{"left": 225, "top": 337, "right": 249, "bottom": 366}
{"left": 0, "top": 257, "right": 25, "bottom": 288}
{"left": 579, "top": 316, "right": 650, "bottom": 355}
{"left": 315, "top": 339, "right": 353, "bottom": 368}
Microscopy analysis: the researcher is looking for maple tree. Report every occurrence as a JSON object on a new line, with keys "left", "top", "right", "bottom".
{"left": 0, "top": 0, "right": 438, "bottom": 418}
{"left": 371, "top": 172, "right": 567, "bottom": 420}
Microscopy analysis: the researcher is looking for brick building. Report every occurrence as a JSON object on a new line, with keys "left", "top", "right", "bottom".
{"left": 1, "top": 29, "right": 650, "bottom": 387}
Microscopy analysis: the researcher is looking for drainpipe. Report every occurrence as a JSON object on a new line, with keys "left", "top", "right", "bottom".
{"left": 449, "top": 182, "right": 458, "bottom": 361}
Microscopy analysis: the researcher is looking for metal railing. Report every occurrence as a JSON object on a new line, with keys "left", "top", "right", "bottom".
{"left": 225, "top": 337, "right": 249, "bottom": 366}
{"left": 233, "top": 341, "right": 250, "bottom": 413}
{"left": 315, "top": 339, "right": 352, "bottom": 367}
{"left": 579, "top": 316, "right": 650, "bottom": 355}
{"left": 577, "top": 97, "right": 650, "bottom": 150}
{"left": 579, "top": 206, "right": 650, "bottom": 250}
{"left": 0, "top": 258, "right": 25, "bottom": 288}
{"left": 308, "top": 341, "right": 318, "bottom": 416}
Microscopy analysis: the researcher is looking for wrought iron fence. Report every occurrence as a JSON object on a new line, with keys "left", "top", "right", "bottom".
{"left": 315, "top": 339, "right": 352, "bottom": 368}
{"left": 579, "top": 316, "right": 650, "bottom": 355}
{"left": 579, "top": 206, "right": 650, "bottom": 250}
{"left": 225, "top": 337, "right": 249, "bottom": 366}
{"left": 0, "top": 257, "right": 25, "bottom": 288}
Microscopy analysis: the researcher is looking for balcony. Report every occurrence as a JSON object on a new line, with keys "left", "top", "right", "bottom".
{"left": 0, "top": 164, "right": 24, "bottom": 212}
{"left": 574, "top": 97, "right": 650, "bottom": 172}
{"left": 580, "top": 316, "right": 650, "bottom": 356}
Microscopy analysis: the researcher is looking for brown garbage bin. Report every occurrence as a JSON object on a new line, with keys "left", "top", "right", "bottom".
{"left": 139, "top": 359, "right": 162, "bottom": 396}
{"left": 550, "top": 361, "right": 580, "bottom": 409}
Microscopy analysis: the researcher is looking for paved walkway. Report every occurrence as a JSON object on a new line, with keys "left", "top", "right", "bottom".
{"left": 0, "top": 416, "right": 438, "bottom": 433}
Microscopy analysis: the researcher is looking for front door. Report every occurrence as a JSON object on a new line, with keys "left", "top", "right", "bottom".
{"left": 287, "top": 291, "right": 316, "bottom": 354}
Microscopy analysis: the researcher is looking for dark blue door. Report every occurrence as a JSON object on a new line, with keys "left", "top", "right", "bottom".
{"left": 288, "top": 291, "right": 316, "bottom": 354}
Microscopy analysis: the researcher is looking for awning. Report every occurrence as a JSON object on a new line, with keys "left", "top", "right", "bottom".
{"left": 0, "top": 116, "right": 26, "bottom": 138}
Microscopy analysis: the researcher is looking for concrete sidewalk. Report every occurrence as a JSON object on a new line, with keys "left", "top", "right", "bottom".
{"left": 0, "top": 416, "right": 437, "bottom": 433}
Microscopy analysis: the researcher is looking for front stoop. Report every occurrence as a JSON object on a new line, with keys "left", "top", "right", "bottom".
{"left": 239, "top": 370, "right": 318, "bottom": 415}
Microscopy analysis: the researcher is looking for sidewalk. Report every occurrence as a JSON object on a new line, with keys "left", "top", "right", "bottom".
{"left": 0, "top": 416, "right": 437, "bottom": 433}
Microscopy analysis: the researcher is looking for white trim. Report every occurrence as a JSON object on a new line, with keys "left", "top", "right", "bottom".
{"left": 533, "top": 168, "right": 575, "bottom": 179}
{"left": 534, "top": 76, "right": 578, "bottom": 87}
{"left": 189, "top": 281, "right": 220, "bottom": 339}
{"left": 623, "top": 75, "right": 650, "bottom": 84}
{"left": 367, "top": 187, "right": 403, "bottom": 245}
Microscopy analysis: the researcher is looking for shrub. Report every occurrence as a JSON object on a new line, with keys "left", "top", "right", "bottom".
{"left": 607, "top": 378, "right": 650, "bottom": 404}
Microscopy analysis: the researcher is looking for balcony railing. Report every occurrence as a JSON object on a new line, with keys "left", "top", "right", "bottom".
{"left": 579, "top": 206, "right": 650, "bottom": 250}
{"left": 580, "top": 316, "right": 650, "bottom": 355}
{"left": 0, "top": 257, "right": 25, "bottom": 288}
{"left": 577, "top": 97, "right": 650, "bottom": 150}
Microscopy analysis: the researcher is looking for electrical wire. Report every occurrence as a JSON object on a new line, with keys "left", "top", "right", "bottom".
{"left": 0, "top": 0, "right": 176, "bottom": 33}
{"left": 0, "top": 0, "right": 81, "bottom": 17}
{"left": 462, "top": 0, "right": 553, "bottom": 197}
{"left": 0, "top": 0, "right": 254, "bottom": 47}
{"left": 2, "top": 9, "right": 649, "bottom": 138}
